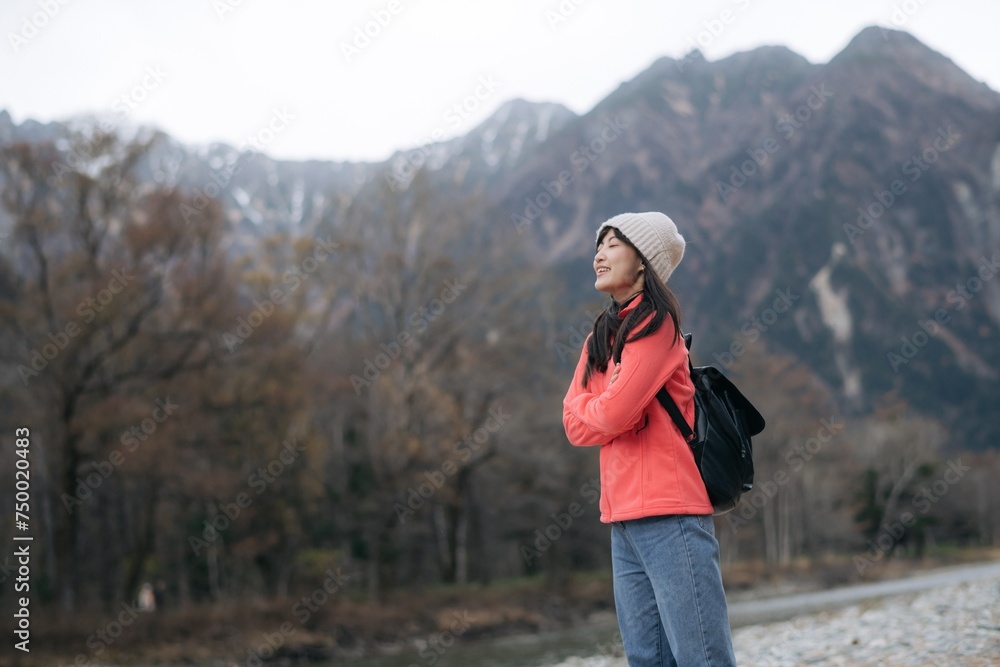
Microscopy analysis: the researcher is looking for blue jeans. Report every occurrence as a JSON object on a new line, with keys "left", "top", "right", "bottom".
{"left": 611, "top": 514, "right": 736, "bottom": 666}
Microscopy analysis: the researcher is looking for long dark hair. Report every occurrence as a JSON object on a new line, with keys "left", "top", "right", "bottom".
{"left": 582, "top": 226, "right": 682, "bottom": 387}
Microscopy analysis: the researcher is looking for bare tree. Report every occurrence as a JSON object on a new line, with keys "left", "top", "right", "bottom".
{"left": 0, "top": 132, "right": 238, "bottom": 610}
{"left": 305, "top": 170, "right": 540, "bottom": 593}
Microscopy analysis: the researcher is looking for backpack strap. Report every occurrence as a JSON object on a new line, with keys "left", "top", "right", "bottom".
{"left": 654, "top": 332, "right": 695, "bottom": 443}
{"left": 656, "top": 387, "right": 695, "bottom": 443}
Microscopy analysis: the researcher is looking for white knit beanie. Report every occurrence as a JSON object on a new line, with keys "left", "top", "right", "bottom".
{"left": 595, "top": 212, "right": 686, "bottom": 284}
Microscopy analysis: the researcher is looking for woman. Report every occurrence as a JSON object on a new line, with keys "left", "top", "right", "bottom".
{"left": 562, "top": 212, "right": 736, "bottom": 666}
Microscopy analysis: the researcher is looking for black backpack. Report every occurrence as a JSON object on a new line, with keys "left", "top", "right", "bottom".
{"left": 655, "top": 333, "right": 765, "bottom": 515}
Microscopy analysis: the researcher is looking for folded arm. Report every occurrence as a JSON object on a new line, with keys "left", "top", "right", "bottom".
{"left": 562, "top": 325, "right": 687, "bottom": 446}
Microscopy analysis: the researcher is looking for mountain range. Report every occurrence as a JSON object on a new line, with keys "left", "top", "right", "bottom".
{"left": 3, "top": 25, "right": 998, "bottom": 448}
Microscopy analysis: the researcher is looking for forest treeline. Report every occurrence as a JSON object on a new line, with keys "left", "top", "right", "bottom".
{"left": 0, "top": 131, "right": 998, "bottom": 621}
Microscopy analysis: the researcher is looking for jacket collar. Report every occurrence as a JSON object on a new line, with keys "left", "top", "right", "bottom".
{"left": 618, "top": 292, "right": 644, "bottom": 319}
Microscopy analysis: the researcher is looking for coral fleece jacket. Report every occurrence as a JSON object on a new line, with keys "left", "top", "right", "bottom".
{"left": 563, "top": 297, "right": 712, "bottom": 522}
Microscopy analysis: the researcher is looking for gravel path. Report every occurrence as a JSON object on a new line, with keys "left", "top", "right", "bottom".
{"left": 550, "top": 567, "right": 1000, "bottom": 667}
{"left": 731, "top": 574, "right": 1000, "bottom": 666}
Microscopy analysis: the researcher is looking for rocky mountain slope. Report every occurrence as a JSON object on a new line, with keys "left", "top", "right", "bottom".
{"left": 493, "top": 27, "right": 1000, "bottom": 447}
{"left": 3, "top": 26, "right": 998, "bottom": 447}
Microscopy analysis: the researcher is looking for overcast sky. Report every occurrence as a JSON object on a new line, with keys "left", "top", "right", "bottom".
{"left": 2, "top": 0, "right": 996, "bottom": 163}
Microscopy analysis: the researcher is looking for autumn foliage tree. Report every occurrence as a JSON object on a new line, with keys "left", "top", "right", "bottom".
{"left": 0, "top": 131, "right": 309, "bottom": 611}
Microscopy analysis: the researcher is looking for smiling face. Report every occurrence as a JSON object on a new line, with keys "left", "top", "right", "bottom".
{"left": 594, "top": 228, "right": 645, "bottom": 303}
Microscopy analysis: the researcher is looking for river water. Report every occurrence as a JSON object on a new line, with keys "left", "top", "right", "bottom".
{"left": 324, "top": 561, "right": 1000, "bottom": 667}
{"left": 329, "top": 615, "right": 621, "bottom": 667}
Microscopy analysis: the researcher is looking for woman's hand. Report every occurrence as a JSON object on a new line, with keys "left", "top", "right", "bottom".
{"left": 609, "top": 363, "right": 621, "bottom": 386}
